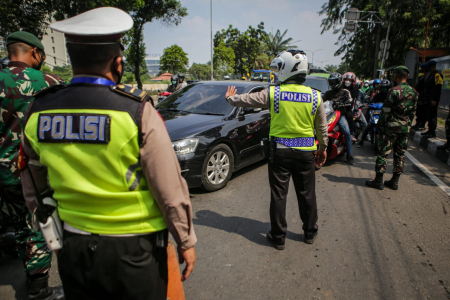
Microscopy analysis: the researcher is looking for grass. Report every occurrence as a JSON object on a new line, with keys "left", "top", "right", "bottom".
{"left": 437, "top": 118, "right": 445, "bottom": 126}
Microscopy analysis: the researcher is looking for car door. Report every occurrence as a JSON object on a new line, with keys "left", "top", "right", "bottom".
{"left": 233, "top": 86, "right": 271, "bottom": 167}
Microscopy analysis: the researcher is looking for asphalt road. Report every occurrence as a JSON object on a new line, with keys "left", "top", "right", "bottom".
{"left": 1, "top": 141, "right": 450, "bottom": 300}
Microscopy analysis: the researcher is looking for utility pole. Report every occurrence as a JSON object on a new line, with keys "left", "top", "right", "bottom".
{"left": 210, "top": 0, "right": 213, "bottom": 81}
{"left": 373, "top": 23, "right": 381, "bottom": 79}
{"left": 379, "top": 10, "right": 393, "bottom": 77}
{"left": 317, "top": 60, "right": 328, "bottom": 68}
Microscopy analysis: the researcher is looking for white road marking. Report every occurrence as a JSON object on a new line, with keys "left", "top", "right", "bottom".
{"left": 405, "top": 151, "right": 450, "bottom": 197}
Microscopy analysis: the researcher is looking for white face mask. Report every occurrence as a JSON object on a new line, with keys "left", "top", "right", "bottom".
{"left": 364, "top": 83, "right": 369, "bottom": 87}
{"left": 344, "top": 81, "right": 352, "bottom": 87}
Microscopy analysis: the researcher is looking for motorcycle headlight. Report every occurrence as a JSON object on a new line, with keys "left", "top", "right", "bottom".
{"left": 327, "top": 114, "right": 336, "bottom": 125}
{"left": 172, "top": 138, "right": 199, "bottom": 155}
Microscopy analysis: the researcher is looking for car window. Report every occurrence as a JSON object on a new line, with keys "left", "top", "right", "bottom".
{"left": 303, "top": 78, "right": 329, "bottom": 93}
{"left": 156, "top": 84, "right": 245, "bottom": 115}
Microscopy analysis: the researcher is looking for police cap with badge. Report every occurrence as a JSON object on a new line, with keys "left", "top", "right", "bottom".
{"left": 26, "top": 7, "right": 153, "bottom": 148}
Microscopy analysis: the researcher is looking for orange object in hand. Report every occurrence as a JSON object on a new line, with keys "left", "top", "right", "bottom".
{"left": 167, "top": 240, "right": 185, "bottom": 300}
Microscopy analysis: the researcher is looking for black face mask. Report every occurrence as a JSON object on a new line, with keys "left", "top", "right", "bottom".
{"left": 34, "top": 50, "right": 46, "bottom": 71}
{"left": 113, "top": 56, "right": 125, "bottom": 84}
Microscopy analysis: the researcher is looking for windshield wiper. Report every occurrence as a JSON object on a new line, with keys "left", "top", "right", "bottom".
{"left": 195, "top": 112, "right": 225, "bottom": 116}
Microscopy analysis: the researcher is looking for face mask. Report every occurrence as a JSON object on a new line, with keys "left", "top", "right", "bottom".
{"left": 344, "top": 81, "right": 351, "bottom": 87}
{"left": 172, "top": 81, "right": 177, "bottom": 85}
{"left": 364, "top": 83, "right": 369, "bottom": 87}
{"left": 113, "top": 56, "right": 125, "bottom": 84}
{"left": 34, "top": 50, "right": 46, "bottom": 71}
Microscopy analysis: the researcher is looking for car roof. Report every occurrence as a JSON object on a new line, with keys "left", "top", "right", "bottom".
{"left": 194, "top": 80, "right": 270, "bottom": 88}
{"left": 306, "top": 75, "right": 328, "bottom": 80}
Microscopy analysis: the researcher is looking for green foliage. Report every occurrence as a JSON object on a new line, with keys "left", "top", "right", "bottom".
{"left": 50, "top": 65, "right": 73, "bottom": 83}
{"left": 123, "top": 72, "right": 136, "bottom": 84}
{"left": 319, "top": 0, "right": 450, "bottom": 78}
{"left": 41, "top": 65, "right": 52, "bottom": 73}
{"left": 160, "top": 44, "right": 189, "bottom": 74}
{"left": 0, "top": 0, "right": 54, "bottom": 39}
{"left": 324, "top": 64, "right": 338, "bottom": 73}
{"left": 264, "top": 29, "right": 298, "bottom": 59}
{"left": 213, "top": 41, "right": 235, "bottom": 75}
{"left": 214, "top": 22, "right": 267, "bottom": 76}
{"left": 189, "top": 63, "right": 211, "bottom": 80}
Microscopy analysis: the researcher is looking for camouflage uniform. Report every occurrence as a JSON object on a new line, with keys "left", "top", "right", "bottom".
{"left": 0, "top": 61, "right": 64, "bottom": 276}
{"left": 375, "top": 82, "right": 418, "bottom": 173}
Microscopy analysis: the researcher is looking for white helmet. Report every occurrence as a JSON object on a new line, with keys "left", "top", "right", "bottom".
{"left": 270, "top": 50, "right": 308, "bottom": 83}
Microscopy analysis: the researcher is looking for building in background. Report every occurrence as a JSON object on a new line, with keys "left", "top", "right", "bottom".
{"left": 146, "top": 54, "right": 161, "bottom": 77}
{"left": 151, "top": 72, "right": 172, "bottom": 82}
{"left": 41, "top": 25, "right": 68, "bottom": 68}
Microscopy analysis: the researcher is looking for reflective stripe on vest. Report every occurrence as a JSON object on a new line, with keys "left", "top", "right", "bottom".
{"left": 269, "top": 84, "right": 321, "bottom": 151}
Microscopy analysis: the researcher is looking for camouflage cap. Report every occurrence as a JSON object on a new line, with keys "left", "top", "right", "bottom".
{"left": 6, "top": 31, "right": 44, "bottom": 50}
{"left": 393, "top": 66, "right": 409, "bottom": 74}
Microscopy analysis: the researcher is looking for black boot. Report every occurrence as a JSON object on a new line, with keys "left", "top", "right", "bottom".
{"left": 437, "top": 142, "right": 450, "bottom": 150}
{"left": 384, "top": 173, "right": 400, "bottom": 190}
{"left": 365, "top": 173, "right": 384, "bottom": 190}
{"left": 27, "top": 274, "right": 65, "bottom": 300}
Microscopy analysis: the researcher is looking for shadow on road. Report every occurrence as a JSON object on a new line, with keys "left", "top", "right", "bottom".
{"left": 0, "top": 257, "right": 27, "bottom": 300}
{"left": 321, "top": 173, "right": 368, "bottom": 187}
{"left": 193, "top": 210, "right": 303, "bottom": 247}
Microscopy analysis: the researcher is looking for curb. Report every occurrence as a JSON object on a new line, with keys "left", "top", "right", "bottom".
{"left": 409, "top": 129, "right": 450, "bottom": 166}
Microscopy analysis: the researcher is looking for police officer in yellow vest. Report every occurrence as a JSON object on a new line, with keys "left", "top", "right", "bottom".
{"left": 225, "top": 50, "right": 328, "bottom": 248}
{"left": 20, "top": 8, "right": 196, "bottom": 300}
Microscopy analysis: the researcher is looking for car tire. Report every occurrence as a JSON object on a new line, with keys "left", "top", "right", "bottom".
{"left": 201, "top": 144, "right": 234, "bottom": 192}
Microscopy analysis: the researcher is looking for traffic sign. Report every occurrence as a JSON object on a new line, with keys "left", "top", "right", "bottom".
{"left": 378, "top": 51, "right": 389, "bottom": 60}
{"left": 345, "top": 21, "right": 357, "bottom": 32}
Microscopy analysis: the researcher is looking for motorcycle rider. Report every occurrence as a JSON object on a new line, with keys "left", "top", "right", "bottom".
{"left": 342, "top": 72, "right": 360, "bottom": 142}
{"left": 357, "top": 79, "right": 390, "bottom": 147}
{"left": 166, "top": 74, "right": 178, "bottom": 92}
{"left": 323, "top": 73, "right": 355, "bottom": 165}
{"left": 362, "top": 80, "right": 370, "bottom": 93}
{"left": 175, "top": 73, "right": 188, "bottom": 91}
{"left": 367, "top": 79, "right": 381, "bottom": 99}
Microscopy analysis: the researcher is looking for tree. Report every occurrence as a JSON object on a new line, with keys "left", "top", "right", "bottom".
{"left": 0, "top": 0, "right": 54, "bottom": 39}
{"left": 189, "top": 63, "right": 210, "bottom": 80}
{"left": 324, "top": 64, "right": 338, "bottom": 73}
{"left": 53, "top": 0, "right": 188, "bottom": 89}
{"left": 213, "top": 41, "right": 235, "bottom": 76}
{"left": 319, "top": 0, "right": 450, "bottom": 78}
{"left": 264, "top": 29, "right": 298, "bottom": 59}
{"left": 51, "top": 65, "right": 73, "bottom": 83}
{"left": 160, "top": 44, "right": 189, "bottom": 74}
{"left": 214, "top": 22, "right": 267, "bottom": 76}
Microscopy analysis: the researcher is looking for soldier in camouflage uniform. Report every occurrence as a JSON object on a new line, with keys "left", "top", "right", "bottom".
{"left": 0, "top": 31, "right": 65, "bottom": 299}
{"left": 366, "top": 66, "right": 418, "bottom": 191}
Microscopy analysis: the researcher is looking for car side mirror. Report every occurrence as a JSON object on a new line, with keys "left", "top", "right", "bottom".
{"left": 243, "top": 107, "right": 255, "bottom": 114}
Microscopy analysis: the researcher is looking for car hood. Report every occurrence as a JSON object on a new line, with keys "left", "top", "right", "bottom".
{"left": 158, "top": 110, "right": 225, "bottom": 141}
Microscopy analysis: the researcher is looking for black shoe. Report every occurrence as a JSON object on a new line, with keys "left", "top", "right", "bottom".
{"left": 437, "top": 143, "right": 450, "bottom": 150}
{"left": 266, "top": 232, "right": 285, "bottom": 250}
{"left": 357, "top": 142, "right": 363, "bottom": 148}
{"left": 422, "top": 133, "right": 436, "bottom": 138}
{"left": 384, "top": 173, "right": 400, "bottom": 190}
{"left": 346, "top": 155, "right": 354, "bottom": 165}
{"left": 27, "top": 275, "right": 64, "bottom": 300}
{"left": 365, "top": 173, "right": 384, "bottom": 190}
{"left": 411, "top": 125, "right": 418, "bottom": 130}
{"left": 304, "top": 231, "right": 318, "bottom": 244}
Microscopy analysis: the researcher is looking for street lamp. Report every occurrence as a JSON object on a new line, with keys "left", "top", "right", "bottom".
{"left": 305, "top": 49, "right": 322, "bottom": 67}
{"left": 317, "top": 60, "right": 328, "bottom": 68}
{"left": 210, "top": 0, "right": 213, "bottom": 81}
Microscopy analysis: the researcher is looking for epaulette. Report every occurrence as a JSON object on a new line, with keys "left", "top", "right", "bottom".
{"left": 110, "top": 84, "right": 148, "bottom": 102}
{"left": 33, "top": 83, "right": 67, "bottom": 98}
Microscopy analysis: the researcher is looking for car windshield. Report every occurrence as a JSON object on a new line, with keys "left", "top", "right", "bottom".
{"left": 251, "top": 72, "right": 270, "bottom": 81}
{"left": 303, "top": 78, "right": 329, "bottom": 93}
{"left": 157, "top": 84, "right": 244, "bottom": 115}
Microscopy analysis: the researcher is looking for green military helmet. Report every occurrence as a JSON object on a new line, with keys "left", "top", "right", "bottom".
{"left": 6, "top": 31, "right": 45, "bottom": 50}
{"left": 393, "top": 66, "right": 409, "bottom": 74}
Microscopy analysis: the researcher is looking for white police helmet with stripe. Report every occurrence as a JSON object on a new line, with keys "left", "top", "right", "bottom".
{"left": 270, "top": 50, "right": 309, "bottom": 83}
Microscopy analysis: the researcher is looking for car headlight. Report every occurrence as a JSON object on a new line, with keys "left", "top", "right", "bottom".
{"left": 172, "top": 138, "right": 199, "bottom": 155}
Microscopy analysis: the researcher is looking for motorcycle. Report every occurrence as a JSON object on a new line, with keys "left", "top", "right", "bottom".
{"left": 315, "top": 100, "right": 347, "bottom": 170}
{"left": 368, "top": 102, "right": 384, "bottom": 155}
{"left": 157, "top": 91, "right": 172, "bottom": 104}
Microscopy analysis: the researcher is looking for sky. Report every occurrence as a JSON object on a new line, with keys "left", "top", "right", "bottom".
{"left": 143, "top": 0, "right": 343, "bottom": 68}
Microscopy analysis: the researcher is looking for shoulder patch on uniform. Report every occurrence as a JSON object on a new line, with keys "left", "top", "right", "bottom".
{"left": 110, "top": 84, "right": 148, "bottom": 102}
{"left": 32, "top": 83, "right": 67, "bottom": 98}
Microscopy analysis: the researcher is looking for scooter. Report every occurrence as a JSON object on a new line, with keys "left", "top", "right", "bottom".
{"left": 315, "top": 101, "right": 347, "bottom": 170}
{"left": 157, "top": 91, "right": 172, "bottom": 104}
{"left": 368, "top": 102, "right": 383, "bottom": 155}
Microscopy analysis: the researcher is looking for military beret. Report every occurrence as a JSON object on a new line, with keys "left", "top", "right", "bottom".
{"left": 427, "top": 60, "right": 437, "bottom": 67}
{"left": 6, "top": 31, "right": 44, "bottom": 50}
{"left": 393, "top": 66, "right": 409, "bottom": 74}
{"left": 419, "top": 63, "right": 427, "bottom": 69}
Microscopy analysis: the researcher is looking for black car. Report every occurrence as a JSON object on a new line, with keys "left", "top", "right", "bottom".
{"left": 156, "top": 76, "right": 329, "bottom": 192}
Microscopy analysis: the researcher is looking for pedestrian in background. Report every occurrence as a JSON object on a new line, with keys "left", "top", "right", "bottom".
{"left": 0, "top": 31, "right": 65, "bottom": 300}
{"left": 412, "top": 63, "right": 429, "bottom": 131}
{"left": 366, "top": 66, "right": 418, "bottom": 190}
{"left": 421, "top": 60, "right": 443, "bottom": 138}
{"left": 225, "top": 50, "right": 328, "bottom": 248}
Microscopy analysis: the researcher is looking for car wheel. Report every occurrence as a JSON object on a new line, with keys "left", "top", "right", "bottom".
{"left": 201, "top": 144, "right": 234, "bottom": 192}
